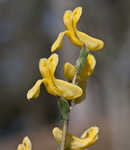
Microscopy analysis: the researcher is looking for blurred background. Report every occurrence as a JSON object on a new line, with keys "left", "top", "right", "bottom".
{"left": 0, "top": 0, "right": 130, "bottom": 150}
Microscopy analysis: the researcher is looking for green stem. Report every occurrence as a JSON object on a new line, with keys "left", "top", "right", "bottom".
{"left": 60, "top": 47, "right": 88, "bottom": 150}
{"left": 60, "top": 72, "right": 78, "bottom": 150}
{"left": 60, "top": 119, "right": 68, "bottom": 150}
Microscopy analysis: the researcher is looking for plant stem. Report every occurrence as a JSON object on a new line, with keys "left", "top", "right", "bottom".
{"left": 60, "top": 119, "right": 68, "bottom": 150}
{"left": 72, "top": 70, "right": 78, "bottom": 84}
{"left": 60, "top": 47, "right": 88, "bottom": 150}
{"left": 60, "top": 72, "right": 78, "bottom": 150}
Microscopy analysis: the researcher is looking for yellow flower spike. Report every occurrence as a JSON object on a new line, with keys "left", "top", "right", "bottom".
{"left": 52, "top": 126, "right": 99, "bottom": 150}
{"left": 51, "top": 7, "right": 104, "bottom": 52}
{"left": 17, "top": 137, "right": 32, "bottom": 150}
{"left": 27, "top": 53, "right": 83, "bottom": 100}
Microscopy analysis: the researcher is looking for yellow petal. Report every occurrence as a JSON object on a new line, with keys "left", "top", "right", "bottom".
{"left": 43, "top": 78, "right": 61, "bottom": 96}
{"left": 52, "top": 127, "right": 62, "bottom": 144}
{"left": 81, "top": 127, "right": 99, "bottom": 139}
{"left": 63, "top": 10, "right": 73, "bottom": 30}
{"left": 72, "top": 7, "right": 82, "bottom": 28}
{"left": 27, "top": 79, "right": 43, "bottom": 100}
{"left": 79, "top": 54, "right": 96, "bottom": 79}
{"left": 64, "top": 54, "right": 96, "bottom": 82}
{"left": 48, "top": 53, "right": 59, "bottom": 76}
{"left": 52, "top": 127, "right": 99, "bottom": 150}
{"left": 52, "top": 127, "right": 80, "bottom": 149}
{"left": 17, "top": 144, "right": 25, "bottom": 150}
{"left": 64, "top": 62, "right": 76, "bottom": 81}
{"left": 23, "top": 137, "right": 32, "bottom": 150}
{"left": 64, "top": 54, "right": 96, "bottom": 104}
{"left": 87, "top": 54, "right": 96, "bottom": 70}
{"left": 54, "top": 79, "right": 83, "bottom": 100}
{"left": 73, "top": 80, "right": 87, "bottom": 104}
{"left": 80, "top": 127, "right": 99, "bottom": 147}
{"left": 39, "top": 58, "right": 50, "bottom": 78}
{"left": 66, "top": 30, "right": 83, "bottom": 47}
{"left": 76, "top": 30, "right": 104, "bottom": 51}
{"left": 51, "top": 32, "right": 66, "bottom": 52}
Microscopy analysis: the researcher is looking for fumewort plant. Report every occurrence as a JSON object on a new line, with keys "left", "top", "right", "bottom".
{"left": 17, "top": 7, "right": 104, "bottom": 150}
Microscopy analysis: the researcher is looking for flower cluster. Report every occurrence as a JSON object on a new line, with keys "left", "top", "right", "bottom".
{"left": 27, "top": 53, "right": 82, "bottom": 100}
{"left": 64, "top": 53, "right": 96, "bottom": 104}
{"left": 16, "top": 6, "right": 104, "bottom": 150}
{"left": 53, "top": 126, "right": 99, "bottom": 150}
{"left": 17, "top": 126, "right": 99, "bottom": 150}
{"left": 51, "top": 7, "right": 104, "bottom": 52}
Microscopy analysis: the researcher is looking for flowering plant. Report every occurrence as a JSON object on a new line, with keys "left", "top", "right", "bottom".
{"left": 17, "top": 6, "right": 104, "bottom": 150}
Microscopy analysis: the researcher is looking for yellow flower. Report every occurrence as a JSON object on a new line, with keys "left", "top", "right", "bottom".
{"left": 64, "top": 53, "right": 96, "bottom": 81}
{"left": 51, "top": 7, "right": 104, "bottom": 52}
{"left": 64, "top": 53, "right": 96, "bottom": 103}
{"left": 27, "top": 53, "right": 82, "bottom": 100}
{"left": 17, "top": 137, "right": 32, "bottom": 150}
{"left": 52, "top": 126, "right": 99, "bottom": 150}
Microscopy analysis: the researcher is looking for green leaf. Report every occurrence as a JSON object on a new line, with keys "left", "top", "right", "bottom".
{"left": 58, "top": 98, "right": 70, "bottom": 121}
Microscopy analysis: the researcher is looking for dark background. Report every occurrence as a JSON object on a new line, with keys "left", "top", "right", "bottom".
{"left": 0, "top": 0, "right": 130, "bottom": 150}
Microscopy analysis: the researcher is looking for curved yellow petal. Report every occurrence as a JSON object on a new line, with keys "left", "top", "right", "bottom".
{"left": 79, "top": 54, "right": 96, "bottom": 79}
{"left": 64, "top": 62, "right": 76, "bottom": 81}
{"left": 23, "top": 137, "right": 32, "bottom": 150}
{"left": 73, "top": 80, "right": 87, "bottom": 104}
{"left": 43, "top": 78, "right": 61, "bottom": 96}
{"left": 87, "top": 54, "right": 96, "bottom": 70}
{"left": 52, "top": 127, "right": 80, "bottom": 149}
{"left": 81, "top": 126, "right": 99, "bottom": 139}
{"left": 71, "top": 127, "right": 99, "bottom": 149}
{"left": 66, "top": 30, "right": 83, "bottom": 47}
{"left": 48, "top": 53, "right": 59, "bottom": 76}
{"left": 17, "top": 137, "right": 32, "bottom": 150}
{"left": 39, "top": 56, "right": 61, "bottom": 96}
{"left": 54, "top": 79, "right": 83, "bottom": 100}
{"left": 17, "top": 144, "right": 25, "bottom": 150}
{"left": 72, "top": 7, "right": 82, "bottom": 28}
{"left": 52, "top": 127, "right": 62, "bottom": 144}
{"left": 63, "top": 10, "right": 73, "bottom": 30}
{"left": 76, "top": 30, "right": 104, "bottom": 51}
{"left": 27, "top": 79, "right": 43, "bottom": 100}
{"left": 52, "top": 127, "right": 99, "bottom": 150}
{"left": 39, "top": 58, "right": 50, "bottom": 78}
{"left": 51, "top": 32, "right": 66, "bottom": 52}
{"left": 80, "top": 127, "right": 99, "bottom": 147}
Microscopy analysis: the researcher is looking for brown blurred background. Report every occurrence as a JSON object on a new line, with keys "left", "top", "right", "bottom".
{"left": 0, "top": 0, "right": 130, "bottom": 150}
